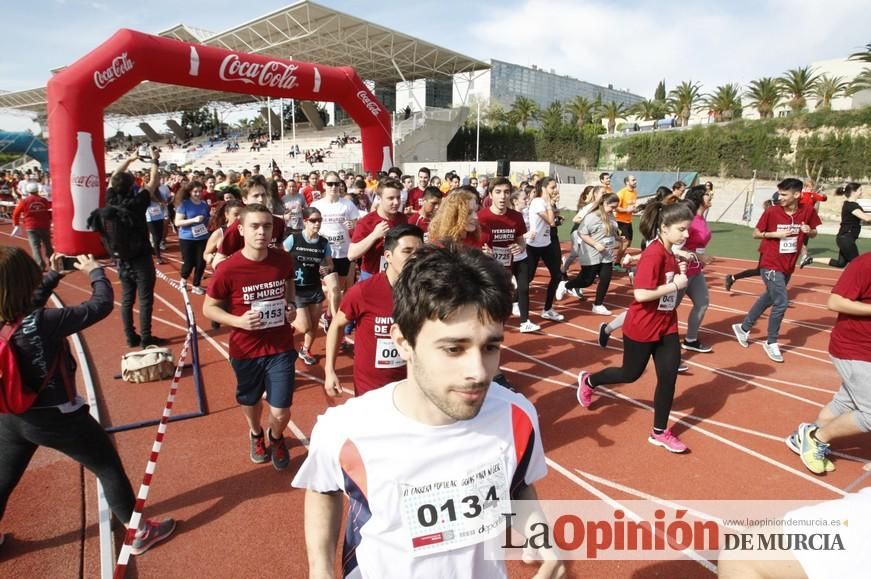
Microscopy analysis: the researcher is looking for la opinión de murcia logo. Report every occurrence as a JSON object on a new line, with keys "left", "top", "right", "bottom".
{"left": 94, "top": 53, "right": 134, "bottom": 89}
{"left": 71, "top": 174, "right": 99, "bottom": 187}
{"left": 219, "top": 54, "right": 300, "bottom": 90}
{"left": 356, "top": 91, "right": 382, "bottom": 116}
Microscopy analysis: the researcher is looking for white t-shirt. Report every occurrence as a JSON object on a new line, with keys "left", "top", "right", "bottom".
{"left": 292, "top": 381, "right": 547, "bottom": 579}
{"left": 312, "top": 197, "right": 359, "bottom": 259}
{"left": 527, "top": 197, "right": 551, "bottom": 248}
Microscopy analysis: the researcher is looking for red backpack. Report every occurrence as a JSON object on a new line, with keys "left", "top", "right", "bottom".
{"left": 0, "top": 321, "right": 61, "bottom": 414}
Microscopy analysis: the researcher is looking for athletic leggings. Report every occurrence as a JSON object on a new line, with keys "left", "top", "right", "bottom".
{"left": 179, "top": 238, "right": 207, "bottom": 286}
{"left": 565, "top": 262, "right": 613, "bottom": 306}
{"left": 512, "top": 258, "right": 531, "bottom": 323}
{"left": 526, "top": 243, "right": 562, "bottom": 311}
{"left": 147, "top": 219, "right": 165, "bottom": 258}
{"left": 675, "top": 274, "right": 709, "bottom": 342}
{"left": 589, "top": 333, "right": 681, "bottom": 431}
{"left": 732, "top": 264, "right": 760, "bottom": 281}
{"left": 828, "top": 234, "right": 859, "bottom": 268}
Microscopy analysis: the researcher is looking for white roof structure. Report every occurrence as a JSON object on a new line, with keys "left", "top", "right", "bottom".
{"left": 0, "top": 0, "right": 488, "bottom": 118}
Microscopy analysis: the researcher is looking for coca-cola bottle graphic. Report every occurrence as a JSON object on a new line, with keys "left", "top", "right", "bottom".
{"left": 189, "top": 46, "right": 200, "bottom": 77}
{"left": 70, "top": 131, "right": 100, "bottom": 231}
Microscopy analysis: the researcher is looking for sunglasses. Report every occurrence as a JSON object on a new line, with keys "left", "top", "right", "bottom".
{"left": 307, "top": 218, "right": 323, "bottom": 223}
{"left": 325, "top": 181, "right": 340, "bottom": 187}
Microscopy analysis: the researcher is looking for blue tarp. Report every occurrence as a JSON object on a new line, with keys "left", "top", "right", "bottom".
{"left": 0, "top": 131, "right": 49, "bottom": 169}
{"left": 608, "top": 170, "right": 699, "bottom": 198}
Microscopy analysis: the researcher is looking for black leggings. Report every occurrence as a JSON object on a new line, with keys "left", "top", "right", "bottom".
{"left": 828, "top": 234, "right": 859, "bottom": 268}
{"left": 0, "top": 405, "right": 135, "bottom": 524}
{"left": 147, "top": 219, "right": 165, "bottom": 258}
{"left": 180, "top": 238, "right": 207, "bottom": 285}
{"left": 526, "top": 243, "right": 561, "bottom": 311}
{"left": 512, "top": 258, "right": 531, "bottom": 323}
{"left": 589, "top": 333, "right": 681, "bottom": 431}
{"left": 565, "top": 262, "right": 613, "bottom": 306}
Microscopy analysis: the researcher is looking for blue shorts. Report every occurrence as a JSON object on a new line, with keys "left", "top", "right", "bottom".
{"left": 230, "top": 350, "right": 297, "bottom": 408}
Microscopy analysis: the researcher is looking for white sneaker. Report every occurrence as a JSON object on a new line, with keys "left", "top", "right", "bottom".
{"left": 555, "top": 280, "right": 568, "bottom": 301}
{"left": 762, "top": 342, "right": 784, "bottom": 363}
{"left": 732, "top": 323, "right": 750, "bottom": 348}
{"left": 519, "top": 320, "right": 541, "bottom": 333}
{"left": 566, "top": 287, "right": 583, "bottom": 300}
{"left": 591, "top": 304, "right": 612, "bottom": 315}
{"left": 512, "top": 303, "right": 520, "bottom": 317}
{"left": 541, "top": 309, "right": 564, "bottom": 322}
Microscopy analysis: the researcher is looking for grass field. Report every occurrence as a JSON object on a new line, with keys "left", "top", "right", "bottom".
{"left": 557, "top": 211, "right": 871, "bottom": 262}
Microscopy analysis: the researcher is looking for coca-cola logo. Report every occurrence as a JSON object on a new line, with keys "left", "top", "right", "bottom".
{"left": 71, "top": 174, "right": 99, "bottom": 188}
{"left": 94, "top": 52, "right": 134, "bottom": 89}
{"left": 219, "top": 54, "right": 299, "bottom": 90}
{"left": 356, "top": 90, "right": 382, "bottom": 116}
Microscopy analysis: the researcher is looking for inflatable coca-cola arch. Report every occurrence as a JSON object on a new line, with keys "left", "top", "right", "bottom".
{"left": 48, "top": 28, "right": 393, "bottom": 255}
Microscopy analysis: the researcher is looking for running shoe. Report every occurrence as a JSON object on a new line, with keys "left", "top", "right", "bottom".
{"left": 799, "top": 255, "right": 813, "bottom": 269}
{"left": 648, "top": 429, "right": 688, "bottom": 453}
{"left": 798, "top": 422, "right": 831, "bottom": 474}
{"left": 576, "top": 371, "right": 594, "bottom": 408}
{"left": 191, "top": 286, "right": 206, "bottom": 295}
{"left": 156, "top": 257, "right": 166, "bottom": 265}
{"left": 299, "top": 347, "right": 317, "bottom": 366}
{"left": 269, "top": 429, "right": 290, "bottom": 471}
{"left": 555, "top": 280, "right": 568, "bottom": 301}
{"left": 159, "top": 241, "right": 167, "bottom": 251}
{"left": 724, "top": 274, "right": 735, "bottom": 292}
{"left": 762, "top": 342, "right": 784, "bottom": 363}
{"left": 786, "top": 428, "right": 835, "bottom": 472}
{"left": 566, "top": 288, "right": 583, "bottom": 300}
{"left": 731, "top": 323, "right": 750, "bottom": 348}
{"left": 141, "top": 336, "right": 167, "bottom": 348}
{"left": 131, "top": 518, "right": 176, "bottom": 555}
{"left": 319, "top": 313, "right": 331, "bottom": 334}
{"left": 681, "top": 339, "right": 713, "bottom": 353}
{"left": 541, "top": 309, "right": 564, "bottom": 322}
{"left": 126, "top": 333, "right": 142, "bottom": 348}
{"left": 249, "top": 431, "right": 269, "bottom": 464}
{"left": 591, "top": 304, "right": 612, "bottom": 316}
{"left": 512, "top": 302, "right": 520, "bottom": 317}
{"left": 597, "top": 323, "right": 610, "bottom": 348}
{"left": 677, "top": 360, "right": 689, "bottom": 373}
{"left": 519, "top": 320, "right": 541, "bottom": 333}
{"left": 628, "top": 270, "right": 635, "bottom": 285}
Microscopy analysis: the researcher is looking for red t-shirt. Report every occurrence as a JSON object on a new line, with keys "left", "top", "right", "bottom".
{"left": 12, "top": 195, "right": 52, "bottom": 230}
{"left": 799, "top": 190, "right": 826, "bottom": 207}
{"left": 828, "top": 252, "right": 871, "bottom": 363}
{"left": 479, "top": 207, "right": 527, "bottom": 269}
{"left": 340, "top": 272, "right": 406, "bottom": 395}
{"left": 351, "top": 211, "right": 408, "bottom": 274}
{"left": 755, "top": 205, "right": 822, "bottom": 273}
{"left": 218, "top": 215, "right": 286, "bottom": 256}
{"left": 624, "top": 240, "right": 680, "bottom": 343}
{"left": 407, "top": 187, "right": 425, "bottom": 211}
{"left": 302, "top": 185, "right": 324, "bottom": 205}
{"left": 207, "top": 248, "right": 295, "bottom": 360}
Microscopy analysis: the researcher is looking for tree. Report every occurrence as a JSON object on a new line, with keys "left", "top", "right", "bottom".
{"left": 564, "top": 96, "right": 597, "bottom": 128}
{"left": 704, "top": 83, "right": 743, "bottom": 122}
{"left": 654, "top": 80, "right": 666, "bottom": 102}
{"left": 509, "top": 96, "right": 539, "bottom": 130}
{"left": 483, "top": 101, "right": 510, "bottom": 128}
{"left": 180, "top": 106, "right": 216, "bottom": 134}
{"left": 848, "top": 43, "right": 871, "bottom": 93}
{"left": 667, "top": 81, "right": 702, "bottom": 127}
{"left": 540, "top": 101, "right": 565, "bottom": 134}
{"left": 779, "top": 66, "right": 820, "bottom": 114}
{"left": 745, "top": 77, "right": 782, "bottom": 119}
{"left": 813, "top": 75, "right": 850, "bottom": 110}
{"left": 600, "top": 101, "right": 627, "bottom": 134}
{"left": 630, "top": 98, "right": 667, "bottom": 121}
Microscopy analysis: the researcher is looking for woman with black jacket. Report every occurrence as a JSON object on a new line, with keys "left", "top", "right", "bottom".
{"left": 0, "top": 247, "right": 174, "bottom": 554}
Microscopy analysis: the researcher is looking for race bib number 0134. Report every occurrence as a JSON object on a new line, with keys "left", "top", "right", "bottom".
{"left": 399, "top": 458, "right": 510, "bottom": 556}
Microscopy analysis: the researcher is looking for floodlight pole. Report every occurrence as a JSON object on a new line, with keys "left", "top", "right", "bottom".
{"left": 291, "top": 98, "right": 297, "bottom": 157}
{"left": 475, "top": 99, "right": 481, "bottom": 168}
{"left": 267, "top": 97, "right": 273, "bottom": 145}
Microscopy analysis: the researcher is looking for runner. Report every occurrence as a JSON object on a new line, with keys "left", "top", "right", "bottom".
{"left": 213, "top": 175, "right": 287, "bottom": 267}
{"left": 427, "top": 188, "right": 482, "bottom": 248}
{"left": 406, "top": 166, "right": 431, "bottom": 211}
{"left": 675, "top": 187, "right": 715, "bottom": 353}
{"left": 559, "top": 185, "right": 596, "bottom": 281}
{"left": 785, "top": 251, "right": 871, "bottom": 474}
{"left": 806, "top": 182, "right": 870, "bottom": 268}
{"left": 577, "top": 201, "right": 695, "bottom": 453}
{"left": 203, "top": 204, "right": 298, "bottom": 470}
{"left": 731, "top": 178, "right": 821, "bottom": 363}
{"left": 292, "top": 243, "right": 562, "bottom": 579}
{"left": 615, "top": 175, "right": 639, "bottom": 254}
{"left": 409, "top": 186, "right": 442, "bottom": 240}
{"left": 348, "top": 179, "right": 408, "bottom": 281}
{"left": 11, "top": 182, "right": 52, "bottom": 271}
{"left": 322, "top": 224, "right": 424, "bottom": 397}
{"left": 526, "top": 178, "right": 564, "bottom": 323}
{"left": 173, "top": 180, "right": 210, "bottom": 295}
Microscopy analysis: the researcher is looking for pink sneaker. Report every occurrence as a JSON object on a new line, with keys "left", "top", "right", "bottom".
{"left": 577, "top": 371, "right": 594, "bottom": 408}
{"left": 648, "top": 429, "right": 688, "bottom": 453}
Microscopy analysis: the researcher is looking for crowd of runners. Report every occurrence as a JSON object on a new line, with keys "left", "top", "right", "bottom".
{"left": 1, "top": 155, "right": 869, "bottom": 577}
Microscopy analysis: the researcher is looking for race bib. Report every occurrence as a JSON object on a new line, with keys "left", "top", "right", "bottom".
{"left": 601, "top": 236, "right": 615, "bottom": 249}
{"left": 147, "top": 205, "right": 163, "bottom": 219}
{"left": 250, "top": 298, "right": 286, "bottom": 329}
{"left": 375, "top": 337, "right": 404, "bottom": 369}
{"left": 658, "top": 272, "right": 677, "bottom": 312}
{"left": 492, "top": 246, "right": 513, "bottom": 268}
{"left": 191, "top": 223, "right": 208, "bottom": 238}
{"left": 399, "top": 457, "right": 511, "bottom": 556}
{"left": 695, "top": 247, "right": 706, "bottom": 255}
{"left": 779, "top": 236, "right": 798, "bottom": 254}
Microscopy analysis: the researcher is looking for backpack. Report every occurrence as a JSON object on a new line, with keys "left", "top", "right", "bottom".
{"left": 0, "top": 322, "right": 63, "bottom": 414}
{"left": 87, "top": 202, "right": 150, "bottom": 260}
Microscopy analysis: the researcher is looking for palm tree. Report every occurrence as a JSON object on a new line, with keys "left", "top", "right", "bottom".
{"left": 779, "top": 66, "right": 820, "bottom": 113}
{"left": 745, "top": 77, "right": 782, "bottom": 119}
{"left": 564, "top": 96, "right": 597, "bottom": 129}
{"left": 848, "top": 43, "right": 871, "bottom": 92}
{"left": 483, "top": 102, "right": 510, "bottom": 128}
{"left": 667, "top": 81, "right": 702, "bottom": 127}
{"left": 509, "top": 96, "right": 539, "bottom": 130}
{"left": 813, "top": 75, "right": 850, "bottom": 110}
{"left": 599, "top": 101, "right": 627, "bottom": 134}
{"left": 630, "top": 99, "right": 667, "bottom": 121}
{"left": 540, "top": 101, "right": 565, "bottom": 133}
{"left": 704, "top": 84, "right": 743, "bottom": 122}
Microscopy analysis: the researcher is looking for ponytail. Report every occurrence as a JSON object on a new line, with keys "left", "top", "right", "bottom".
{"left": 835, "top": 182, "right": 861, "bottom": 197}
{"left": 639, "top": 200, "right": 694, "bottom": 241}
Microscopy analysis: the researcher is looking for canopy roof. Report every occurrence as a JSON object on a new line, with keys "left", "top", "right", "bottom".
{"left": 0, "top": 0, "right": 488, "bottom": 119}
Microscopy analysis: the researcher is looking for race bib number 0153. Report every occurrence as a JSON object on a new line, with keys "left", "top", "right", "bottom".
{"left": 250, "top": 298, "right": 286, "bottom": 329}
{"left": 399, "top": 458, "right": 510, "bottom": 556}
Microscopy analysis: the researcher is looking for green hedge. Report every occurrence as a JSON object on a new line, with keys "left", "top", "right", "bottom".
{"left": 447, "top": 124, "right": 602, "bottom": 168}
{"left": 794, "top": 133, "right": 871, "bottom": 180}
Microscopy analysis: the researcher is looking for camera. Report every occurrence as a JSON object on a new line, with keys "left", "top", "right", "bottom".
{"left": 138, "top": 144, "right": 152, "bottom": 161}
{"left": 554, "top": 215, "right": 564, "bottom": 227}
{"left": 61, "top": 256, "right": 78, "bottom": 271}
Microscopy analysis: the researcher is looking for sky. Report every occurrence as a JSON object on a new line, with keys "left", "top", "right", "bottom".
{"left": 2, "top": 0, "right": 870, "bottom": 134}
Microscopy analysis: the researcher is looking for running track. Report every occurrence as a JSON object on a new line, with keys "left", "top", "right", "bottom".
{"left": 1, "top": 222, "right": 868, "bottom": 578}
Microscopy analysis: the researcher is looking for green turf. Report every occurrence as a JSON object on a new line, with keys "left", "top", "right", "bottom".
{"left": 557, "top": 211, "right": 870, "bottom": 262}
